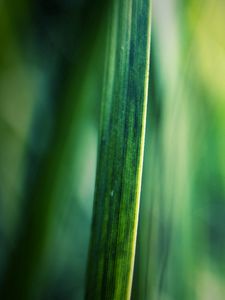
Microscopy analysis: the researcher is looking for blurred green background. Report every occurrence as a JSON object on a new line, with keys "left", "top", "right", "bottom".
{"left": 0, "top": 0, "right": 225, "bottom": 299}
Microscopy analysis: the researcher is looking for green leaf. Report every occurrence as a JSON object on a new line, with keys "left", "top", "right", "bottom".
{"left": 85, "top": 0, "right": 152, "bottom": 299}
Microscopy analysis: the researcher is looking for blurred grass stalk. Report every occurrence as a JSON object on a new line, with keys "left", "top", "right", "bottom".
{"left": 134, "top": 1, "right": 225, "bottom": 299}
{"left": 0, "top": 1, "right": 111, "bottom": 299}
{"left": 134, "top": 1, "right": 194, "bottom": 298}
{"left": 85, "top": 0, "right": 151, "bottom": 299}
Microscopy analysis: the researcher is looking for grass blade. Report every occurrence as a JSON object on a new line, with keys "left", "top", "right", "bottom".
{"left": 85, "top": 0, "right": 152, "bottom": 299}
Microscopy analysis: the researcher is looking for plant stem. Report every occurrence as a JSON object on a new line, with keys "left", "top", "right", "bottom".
{"left": 85, "top": 0, "right": 152, "bottom": 299}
